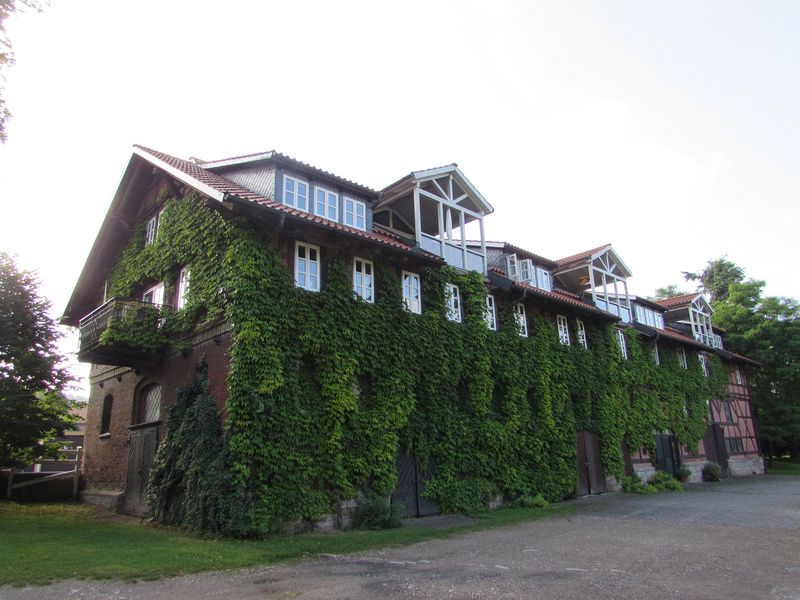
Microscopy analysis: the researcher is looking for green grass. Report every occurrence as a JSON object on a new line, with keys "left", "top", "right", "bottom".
{"left": 0, "top": 501, "right": 572, "bottom": 586}
{"left": 768, "top": 460, "right": 800, "bottom": 475}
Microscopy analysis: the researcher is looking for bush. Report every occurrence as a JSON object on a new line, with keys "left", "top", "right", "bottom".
{"left": 351, "top": 493, "right": 404, "bottom": 530}
{"left": 620, "top": 474, "right": 656, "bottom": 494}
{"left": 677, "top": 466, "right": 691, "bottom": 483}
{"left": 702, "top": 462, "right": 722, "bottom": 482}
{"left": 648, "top": 471, "right": 683, "bottom": 492}
{"left": 514, "top": 493, "right": 549, "bottom": 509}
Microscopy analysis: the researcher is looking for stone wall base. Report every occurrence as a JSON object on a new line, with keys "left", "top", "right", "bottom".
{"left": 81, "top": 488, "right": 123, "bottom": 511}
{"left": 727, "top": 454, "right": 765, "bottom": 477}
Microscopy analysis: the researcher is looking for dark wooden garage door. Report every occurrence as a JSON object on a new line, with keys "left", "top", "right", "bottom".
{"left": 391, "top": 452, "right": 439, "bottom": 517}
{"left": 703, "top": 424, "right": 729, "bottom": 477}
{"left": 577, "top": 430, "right": 606, "bottom": 496}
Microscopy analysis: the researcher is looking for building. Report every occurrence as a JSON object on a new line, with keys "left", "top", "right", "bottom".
{"left": 61, "top": 146, "right": 763, "bottom": 526}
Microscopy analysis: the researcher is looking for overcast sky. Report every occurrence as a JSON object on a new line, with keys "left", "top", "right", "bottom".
{"left": 2, "top": 0, "right": 798, "bottom": 392}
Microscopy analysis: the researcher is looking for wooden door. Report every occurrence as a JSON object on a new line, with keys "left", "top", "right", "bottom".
{"left": 123, "top": 425, "right": 158, "bottom": 516}
{"left": 654, "top": 432, "right": 679, "bottom": 477}
{"left": 703, "top": 424, "right": 729, "bottom": 477}
{"left": 577, "top": 431, "right": 606, "bottom": 496}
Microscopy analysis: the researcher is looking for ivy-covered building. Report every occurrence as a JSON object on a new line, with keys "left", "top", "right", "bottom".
{"left": 61, "top": 145, "right": 763, "bottom": 531}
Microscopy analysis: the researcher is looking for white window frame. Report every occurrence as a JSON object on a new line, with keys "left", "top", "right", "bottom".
{"left": 734, "top": 366, "right": 744, "bottom": 385}
{"left": 446, "top": 284, "right": 461, "bottom": 323}
{"left": 353, "top": 257, "right": 374, "bottom": 303}
{"left": 283, "top": 175, "right": 309, "bottom": 212}
{"left": 557, "top": 315, "right": 570, "bottom": 346}
{"left": 576, "top": 319, "right": 588, "bottom": 349}
{"left": 699, "top": 353, "right": 709, "bottom": 377}
{"left": 677, "top": 346, "right": 688, "bottom": 369}
{"left": 506, "top": 254, "right": 519, "bottom": 280}
{"left": 402, "top": 271, "right": 421, "bottom": 314}
{"left": 294, "top": 241, "right": 320, "bottom": 292}
{"left": 514, "top": 303, "right": 528, "bottom": 337}
{"left": 616, "top": 328, "right": 628, "bottom": 360}
{"left": 142, "top": 282, "right": 165, "bottom": 307}
{"left": 536, "top": 267, "right": 552, "bottom": 292}
{"left": 344, "top": 196, "right": 366, "bottom": 230}
{"left": 314, "top": 186, "right": 338, "bottom": 221}
{"left": 176, "top": 267, "right": 190, "bottom": 310}
{"left": 518, "top": 259, "right": 534, "bottom": 283}
{"left": 145, "top": 211, "right": 161, "bottom": 246}
{"left": 485, "top": 294, "right": 497, "bottom": 331}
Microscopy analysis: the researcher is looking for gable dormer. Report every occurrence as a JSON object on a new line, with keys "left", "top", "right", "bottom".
{"left": 375, "top": 165, "right": 494, "bottom": 273}
{"left": 554, "top": 244, "right": 633, "bottom": 322}
{"left": 656, "top": 293, "right": 722, "bottom": 348}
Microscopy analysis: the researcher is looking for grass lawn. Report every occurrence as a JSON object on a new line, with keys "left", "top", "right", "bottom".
{"left": 0, "top": 501, "right": 572, "bottom": 586}
{"left": 767, "top": 460, "right": 800, "bottom": 475}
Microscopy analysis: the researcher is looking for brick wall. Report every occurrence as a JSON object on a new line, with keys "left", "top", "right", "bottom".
{"left": 82, "top": 328, "right": 232, "bottom": 492}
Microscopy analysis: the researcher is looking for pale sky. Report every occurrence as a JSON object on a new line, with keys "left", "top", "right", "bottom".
{"left": 2, "top": 0, "right": 798, "bottom": 393}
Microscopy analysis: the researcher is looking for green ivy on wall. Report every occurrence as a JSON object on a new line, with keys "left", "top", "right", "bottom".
{"left": 105, "top": 191, "right": 728, "bottom": 536}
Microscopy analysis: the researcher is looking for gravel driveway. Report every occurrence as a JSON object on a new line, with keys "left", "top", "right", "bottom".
{"left": 4, "top": 475, "right": 799, "bottom": 600}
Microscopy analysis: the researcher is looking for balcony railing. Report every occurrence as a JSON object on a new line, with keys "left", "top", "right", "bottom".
{"left": 78, "top": 298, "right": 167, "bottom": 366}
{"left": 419, "top": 233, "right": 485, "bottom": 273}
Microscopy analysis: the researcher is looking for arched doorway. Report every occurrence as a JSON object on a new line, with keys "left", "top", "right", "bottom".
{"left": 123, "top": 383, "right": 161, "bottom": 516}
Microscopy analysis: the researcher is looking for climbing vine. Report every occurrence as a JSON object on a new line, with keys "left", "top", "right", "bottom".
{"left": 105, "top": 191, "right": 729, "bottom": 536}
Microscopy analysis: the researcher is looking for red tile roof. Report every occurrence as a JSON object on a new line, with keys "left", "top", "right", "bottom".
{"left": 502, "top": 242, "right": 557, "bottom": 268}
{"left": 488, "top": 267, "right": 615, "bottom": 319}
{"left": 655, "top": 293, "right": 698, "bottom": 308}
{"left": 134, "top": 146, "right": 418, "bottom": 255}
{"left": 555, "top": 244, "right": 611, "bottom": 266}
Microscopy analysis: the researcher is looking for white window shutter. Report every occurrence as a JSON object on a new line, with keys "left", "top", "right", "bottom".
{"left": 519, "top": 259, "right": 533, "bottom": 283}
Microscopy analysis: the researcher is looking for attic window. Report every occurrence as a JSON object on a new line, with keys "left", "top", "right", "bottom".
{"left": 284, "top": 175, "right": 309, "bottom": 212}
{"left": 344, "top": 197, "right": 366, "bottom": 230}
{"left": 315, "top": 186, "right": 338, "bottom": 221}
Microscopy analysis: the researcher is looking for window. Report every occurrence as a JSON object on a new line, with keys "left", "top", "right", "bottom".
{"left": 134, "top": 384, "right": 161, "bottom": 425}
{"left": 295, "top": 242, "right": 320, "bottom": 292}
{"left": 518, "top": 259, "right": 534, "bottom": 283}
{"left": 634, "top": 305, "right": 665, "bottom": 330}
{"left": 176, "top": 267, "right": 190, "bottom": 310}
{"left": 485, "top": 295, "right": 497, "bottom": 331}
{"left": 536, "top": 267, "right": 552, "bottom": 292}
{"left": 402, "top": 271, "right": 421, "bottom": 314}
{"left": 145, "top": 211, "right": 161, "bottom": 246}
{"left": 283, "top": 175, "right": 309, "bottom": 211}
{"left": 699, "top": 353, "right": 709, "bottom": 377}
{"left": 722, "top": 400, "right": 735, "bottom": 423}
{"left": 353, "top": 257, "right": 374, "bottom": 303}
{"left": 344, "top": 197, "right": 366, "bottom": 230}
{"left": 506, "top": 254, "right": 519, "bottom": 280}
{"left": 734, "top": 366, "right": 744, "bottom": 385}
{"left": 725, "top": 437, "right": 744, "bottom": 454}
{"left": 142, "top": 282, "right": 165, "bottom": 306}
{"left": 514, "top": 303, "right": 528, "bottom": 337}
{"left": 100, "top": 395, "right": 113, "bottom": 435}
{"left": 677, "top": 347, "right": 688, "bottom": 369}
{"left": 576, "top": 319, "right": 588, "bottom": 349}
{"left": 616, "top": 328, "right": 628, "bottom": 359}
{"left": 315, "top": 186, "right": 338, "bottom": 221}
{"left": 446, "top": 284, "right": 461, "bottom": 322}
{"left": 652, "top": 343, "right": 660, "bottom": 366}
{"left": 556, "top": 315, "right": 570, "bottom": 346}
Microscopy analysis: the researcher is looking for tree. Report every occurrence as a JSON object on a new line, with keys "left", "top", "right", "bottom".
{"left": 0, "top": 252, "right": 73, "bottom": 467}
{"left": 651, "top": 284, "right": 688, "bottom": 301}
{"left": 686, "top": 257, "right": 800, "bottom": 460}
{"left": 0, "top": 0, "right": 44, "bottom": 143}
{"left": 683, "top": 256, "right": 745, "bottom": 303}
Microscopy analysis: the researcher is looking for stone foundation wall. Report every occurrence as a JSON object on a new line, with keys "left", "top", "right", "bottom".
{"left": 727, "top": 454, "right": 765, "bottom": 477}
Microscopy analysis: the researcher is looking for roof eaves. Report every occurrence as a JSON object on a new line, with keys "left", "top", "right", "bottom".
{"left": 132, "top": 146, "right": 226, "bottom": 202}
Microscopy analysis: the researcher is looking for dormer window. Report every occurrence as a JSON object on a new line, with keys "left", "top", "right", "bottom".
{"left": 536, "top": 267, "right": 552, "bottom": 292}
{"left": 315, "top": 186, "right": 338, "bottom": 221}
{"left": 634, "top": 305, "right": 665, "bottom": 329}
{"left": 283, "top": 175, "right": 309, "bottom": 212}
{"left": 344, "top": 197, "right": 366, "bottom": 230}
{"left": 506, "top": 254, "right": 552, "bottom": 292}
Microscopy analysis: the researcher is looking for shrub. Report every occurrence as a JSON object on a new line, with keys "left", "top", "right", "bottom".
{"left": 677, "top": 466, "right": 691, "bottom": 483}
{"left": 351, "top": 493, "right": 404, "bottom": 530}
{"left": 648, "top": 470, "right": 683, "bottom": 492}
{"left": 702, "top": 462, "right": 722, "bottom": 482}
{"left": 514, "top": 493, "right": 549, "bottom": 509}
{"left": 620, "top": 474, "right": 656, "bottom": 494}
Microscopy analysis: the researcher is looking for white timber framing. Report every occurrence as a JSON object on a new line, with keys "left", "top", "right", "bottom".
{"left": 561, "top": 246, "right": 632, "bottom": 321}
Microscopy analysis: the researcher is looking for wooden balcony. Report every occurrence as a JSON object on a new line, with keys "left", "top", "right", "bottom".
{"left": 78, "top": 298, "right": 167, "bottom": 367}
